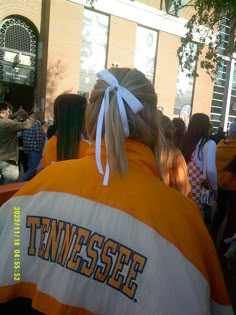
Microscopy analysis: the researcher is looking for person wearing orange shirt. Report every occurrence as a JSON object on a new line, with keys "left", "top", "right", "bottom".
{"left": 0, "top": 68, "right": 233, "bottom": 315}
{"left": 160, "top": 114, "right": 191, "bottom": 197}
{"left": 42, "top": 94, "right": 90, "bottom": 168}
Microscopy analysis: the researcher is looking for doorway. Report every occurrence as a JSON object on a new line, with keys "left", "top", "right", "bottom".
{"left": 0, "top": 16, "right": 38, "bottom": 113}
{"left": 0, "top": 81, "right": 34, "bottom": 113}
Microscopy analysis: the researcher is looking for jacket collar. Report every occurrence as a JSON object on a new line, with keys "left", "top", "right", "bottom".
{"left": 86, "top": 139, "right": 159, "bottom": 178}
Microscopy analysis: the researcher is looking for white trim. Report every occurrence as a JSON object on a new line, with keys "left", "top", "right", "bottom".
{"left": 223, "top": 59, "right": 235, "bottom": 131}
{"left": 67, "top": 0, "right": 188, "bottom": 37}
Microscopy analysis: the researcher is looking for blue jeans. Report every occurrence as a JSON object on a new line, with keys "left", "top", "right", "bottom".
{"left": 18, "top": 151, "right": 42, "bottom": 182}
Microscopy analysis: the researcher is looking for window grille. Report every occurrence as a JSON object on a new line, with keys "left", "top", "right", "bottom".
{"left": 0, "top": 18, "right": 37, "bottom": 54}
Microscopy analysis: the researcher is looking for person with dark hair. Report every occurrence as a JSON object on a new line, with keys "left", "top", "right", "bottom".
{"left": 46, "top": 123, "right": 57, "bottom": 141}
{"left": 17, "top": 130, "right": 28, "bottom": 175}
{"left": 172, "top": 117, "right": 186, "bottom": 150}
{"left": 0, "top": 69, "right": 232, "bottom": 314}
{"left": 182, "top": 113, "right": 218, "bottom": 224}
{"left": 211, "top": 126, "right": 226, "bottom": 144}
{"left": 18, "top": 112, "right": 45, "bottom": 182}
{"left": 0, "top": 101, "right": 38, "bottom": 184}
{"left": 42, "top": 94, "right": 90, "bottom": 167}
{"left": 16, "top": 110, "right": 30, "bottom": 176}
{"left": 160, "top": 115, "right": 191, "bottom": 197}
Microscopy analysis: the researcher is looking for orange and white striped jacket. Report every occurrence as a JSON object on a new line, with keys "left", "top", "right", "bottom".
{"left": 0, "top": 140, "right": 233, "bottom": 315}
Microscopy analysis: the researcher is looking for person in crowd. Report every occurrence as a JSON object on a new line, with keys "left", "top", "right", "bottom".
{"left": 172, "top": 117, "right": 186, "bottom": 150}
{"left": 16, "top": 111, "right": 30, "bottom": 176}
{"left": 160, "top": 114, "right": 191, "bottom": 197}
{"left": 210, "top": 120, "right": 236, "bottom": 249}
{"left": 211, "top": 126, "right": 226, "bottom": 144}
{"left": 182, "top": 113, "right": 218, "bottom": 225}
{"left": 0, "top": 101, "right": 38, "bottom": 184}
{"left": 18, "top": 113, "right": 45, "bottom": 182}
{"left": 0, "top": 68, "right": 232, "bottom": 315}
{"left": 221, "top": 156, "right": 236, "bottom": 256}
{"left": 42, "top": 94, "right": 90, "bottom": 168}
{"left": 17, "top": 130, "right": 28, "bottom": 176}
{"left": 46, "top": 122, "right": 57, "bottom": 141}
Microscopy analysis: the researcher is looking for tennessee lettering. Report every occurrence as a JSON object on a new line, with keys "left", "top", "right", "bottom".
{"left": 26, "top": 215, "right": 147, "bottom": 300}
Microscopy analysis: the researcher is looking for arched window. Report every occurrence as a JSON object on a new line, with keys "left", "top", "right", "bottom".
{"left": 0, "top": 17, "right": 38, "bottom": 86}
{"left": 0, "top": 17, "right": 37, "bottom": 54}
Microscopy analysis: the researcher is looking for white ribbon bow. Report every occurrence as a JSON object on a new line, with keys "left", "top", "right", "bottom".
{"left": 95, "top": 69, "right": 143, "bottom": 185}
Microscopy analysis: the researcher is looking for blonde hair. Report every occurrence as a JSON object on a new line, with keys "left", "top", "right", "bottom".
{"left": 86, "top": 67, "right": 164, "bottom": 179}
{"left": 159, "top": 115, "right": 176, "bottom": 185}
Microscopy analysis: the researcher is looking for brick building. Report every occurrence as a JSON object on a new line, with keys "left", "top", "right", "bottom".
{"left": 0, "top": 0, "right": 235, "bottom": 130}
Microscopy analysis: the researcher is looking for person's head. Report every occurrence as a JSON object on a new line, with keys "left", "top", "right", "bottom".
{"left": 36, "top": 112, "right": 45, "bottom": 123}
{"left": 209, "top": 122, "right": 213, "bottom": 136}
{"left": 229, "top": 121, "right": 236, "bottom": 139}
{"left": 172, "top": 117, "right": 186, "bottom": 150}
{"left": 217, "top": 126, "right": 223, "bottom": 134}
{"left": 46, "top": 123, "right": 57, "bottom": 140}
{"left": 53, "top": 94, "right": 87, "bottom": 161}
{"left": 16, "top": 110, "right": 29, "bottom": 122}
{"left": 86, "top": 67, "right": 163, "bottom": 183}
{"left": 182, "top": 113, "right": 211, "bottom": 163}
{"left": 0, "top": 101, "right": 13, "bottom": 119}
{"left": 160, "top": 115, "right": 175, "bottom": 145}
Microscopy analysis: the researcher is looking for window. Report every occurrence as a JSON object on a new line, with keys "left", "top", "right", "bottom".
{"left": 173, "top": 42, "right": 197, "bottom": 117}
{"left": 0, "top": 17, "right": 38, "bottom": 86}
{"left": 79, "top": 9, "right": 109, "bottom": 94}
{"left": 134, "top": 26, "right": 157, "bottom": 83}
{"left": 210, "top": 15, "right": 236, "bottom": 131}
{"left": 228, "top": 65, "right": 236, "bottom": 125}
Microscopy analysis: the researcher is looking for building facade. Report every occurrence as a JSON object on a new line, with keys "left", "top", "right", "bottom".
{"left": 0, "top": 0, "right": 235, "bottom": 130}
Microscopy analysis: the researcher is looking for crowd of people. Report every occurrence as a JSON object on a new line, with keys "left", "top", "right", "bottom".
{"left": 0, "top": 67, "right": 235, "bottom": 314}
{"left": 0, "top": 102, "right": 44, "bottom": 185}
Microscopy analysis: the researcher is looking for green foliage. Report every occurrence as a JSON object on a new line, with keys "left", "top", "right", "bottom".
{"left": 175, "top": 0, "right": 236, "bottom": 80}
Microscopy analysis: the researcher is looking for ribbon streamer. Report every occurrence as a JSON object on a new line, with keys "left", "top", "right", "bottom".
{"left": 95, "top": 69, "right": 143, "bottom": 185}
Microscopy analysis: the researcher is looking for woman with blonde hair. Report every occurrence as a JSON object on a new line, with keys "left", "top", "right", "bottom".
{"left": 0, "top": 68, "right": 232, "bottom": 315}
{"left": 86, "top": 67, "right": 163, "bottom": 183}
